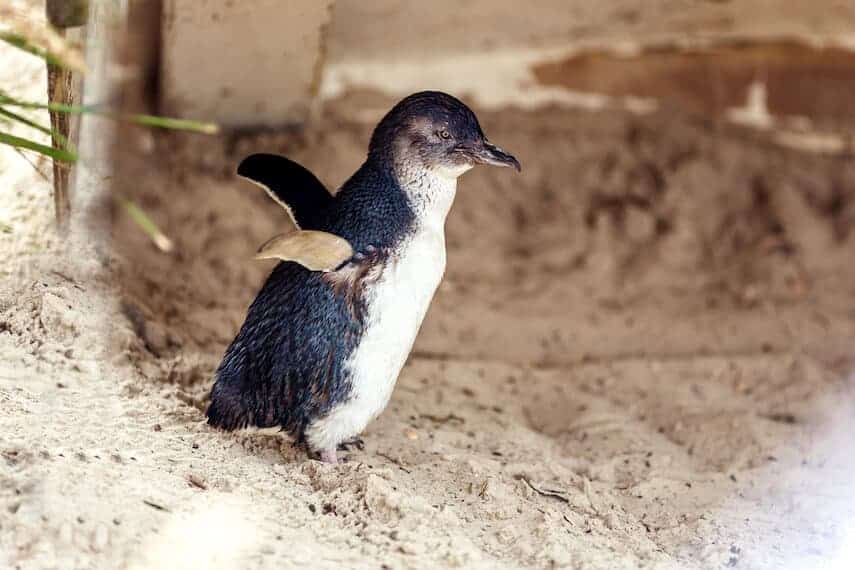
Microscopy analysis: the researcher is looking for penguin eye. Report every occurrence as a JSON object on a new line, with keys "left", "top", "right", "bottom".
{"left": 437, "top": 129, "right": 451, "bottom": 140}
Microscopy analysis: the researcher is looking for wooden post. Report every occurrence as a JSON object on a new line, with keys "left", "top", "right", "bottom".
{"left": 45, "top": 0, "right": 88, "bottom": 230}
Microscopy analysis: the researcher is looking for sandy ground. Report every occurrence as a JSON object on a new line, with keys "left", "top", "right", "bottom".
{"left": 4, "top": 48, "right": 855, "bottom": 570}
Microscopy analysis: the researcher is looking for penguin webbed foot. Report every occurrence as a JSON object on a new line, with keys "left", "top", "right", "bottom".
{"left": 312, "top": 437, "right": 363, "bottom": 463}
{"left": 337, "top": 436, "right": 365, "bottom": 452}
{"left": 319, "top": 448, "right": 338, "bottom": 464}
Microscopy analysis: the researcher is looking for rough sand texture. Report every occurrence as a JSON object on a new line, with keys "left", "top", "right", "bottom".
{"left": 4, "top": 71, "right": 855, "bottom": 569}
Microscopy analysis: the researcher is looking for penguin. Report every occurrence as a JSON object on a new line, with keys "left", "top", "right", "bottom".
{"left": 206, "top": 91, "right": 521, "bottom": 463}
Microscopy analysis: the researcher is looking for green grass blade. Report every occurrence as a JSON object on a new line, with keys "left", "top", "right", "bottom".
{"left": 115, "top": 196, "right": 174, "bottom": 252}
{"left": 126, "top": 114, "right": 219, "bottom": 134}
{"left": 0, "top": 92, "right": 219, "bottom": 134}
{"left": 0, "top": 130, "right": 77, "bottom": 162}
{"left": 0, "top": 32, "right": 86, "bottom": 73}
{"left": 0, "top": 106, "right": 70, "bottom": 148}
{"left": 0, "top": 91, "right": 97, "bottom": 114}
{"left": 0, "top": 32, "right": 69, "bottom": 69}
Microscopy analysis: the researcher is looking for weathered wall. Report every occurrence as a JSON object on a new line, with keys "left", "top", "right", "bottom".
{"left": 159, "top": 0, "right": 855, "bottom": 127}
{"left": 322, "top": 1, "right": 855, "bottom": 134}
{"left": 160, "top": 0, "right": 333, "bottom": 128}
{"left": 329, "top": 0, "right": 855, "bottom": 62}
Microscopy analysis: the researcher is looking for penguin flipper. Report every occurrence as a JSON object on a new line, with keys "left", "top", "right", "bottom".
{"left": 254, "top": 230, "right": 353, "bottom": 272}
{"left": 237, "top": 153, "right": 333, "bottom": 229}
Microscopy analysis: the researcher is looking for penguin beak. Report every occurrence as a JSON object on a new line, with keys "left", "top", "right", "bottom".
{"left": 471, "top": 139, "right": 521, "bottom": 172}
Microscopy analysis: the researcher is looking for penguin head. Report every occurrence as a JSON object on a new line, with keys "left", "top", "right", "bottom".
{"left": 369, "top": 91, "right": 521, "bottom": 180}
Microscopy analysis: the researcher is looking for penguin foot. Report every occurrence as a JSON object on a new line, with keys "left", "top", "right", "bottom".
{"left": 319, "top": 448, "right": 338, "bottom": 464}
{"left": 337, "top": 436, "right": 365, "bottom": 452}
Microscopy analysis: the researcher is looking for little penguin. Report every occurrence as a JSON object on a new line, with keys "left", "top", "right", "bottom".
{"left": 206, "top": 91, "right": 521, "bottom": 463}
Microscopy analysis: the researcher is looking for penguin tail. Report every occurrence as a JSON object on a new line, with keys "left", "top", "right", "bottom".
{"left": 206, "top": 377, "right": 250, "bottom": 431}
{"left": 206, "top": 366, "right": 279, "bottom": 432}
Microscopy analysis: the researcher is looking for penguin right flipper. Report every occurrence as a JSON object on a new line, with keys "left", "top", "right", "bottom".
{"left": 254, "top": 230, "right": 353, "bottom": 272}
{"left": 237, "top": 153, "right": 334, "bottom": 229}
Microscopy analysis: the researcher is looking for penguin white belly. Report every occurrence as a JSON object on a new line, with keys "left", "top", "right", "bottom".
{"left": 305, "top": 224, "right": 447, "bottom": 451}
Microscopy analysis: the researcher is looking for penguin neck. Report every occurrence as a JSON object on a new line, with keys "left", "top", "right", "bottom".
{"left": 391, "top": 158, "right": 459, "bottom": 232}
{"left": 328, "top": 159, "right": 458, "bottom": 251}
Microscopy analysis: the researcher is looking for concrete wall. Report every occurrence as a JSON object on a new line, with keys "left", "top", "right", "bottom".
{"left": 159, "top": 0, "right": 855, "bottom": 128}
{"left": 160, "top": 0, "right": 333, "bottom": 128}
{"left": 329, "top": 0, "right": 855, "bottom": 62}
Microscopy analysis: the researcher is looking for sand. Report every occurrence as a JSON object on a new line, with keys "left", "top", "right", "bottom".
{"left": 3, "top": 51, "right": 855, "bottom": 570}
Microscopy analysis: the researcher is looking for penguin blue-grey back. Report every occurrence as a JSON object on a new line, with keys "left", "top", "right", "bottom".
{"left": 207, "top": 91, "right": 520, "bottom": 463}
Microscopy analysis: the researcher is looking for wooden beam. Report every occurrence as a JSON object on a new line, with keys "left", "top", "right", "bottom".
{"left": 45, "top": 0, "right": 87, "bottom": 229}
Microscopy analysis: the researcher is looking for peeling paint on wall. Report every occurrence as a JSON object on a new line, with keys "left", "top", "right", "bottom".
{"left": 533, "top": 40, "right": 855, "bottom": 129}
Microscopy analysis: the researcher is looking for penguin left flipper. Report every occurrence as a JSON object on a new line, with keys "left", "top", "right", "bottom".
{"left": 237, "top": 153, "right": 334, "bottom": 229}
{"left": 254, "top": 230, "right": 354, "bottom": 272}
